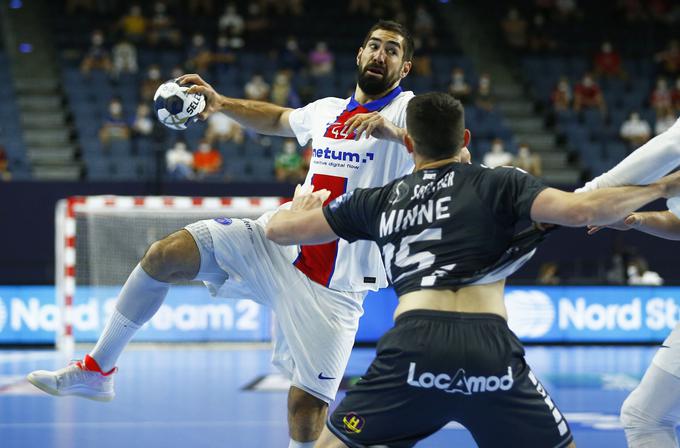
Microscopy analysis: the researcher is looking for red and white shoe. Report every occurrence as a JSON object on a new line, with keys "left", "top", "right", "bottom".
{"left": 27, "top": 355, "right": 116, "bottom": 402}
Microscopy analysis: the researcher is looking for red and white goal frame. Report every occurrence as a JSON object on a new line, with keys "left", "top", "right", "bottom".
{"left": 54, "top": 195, "right": 287, "bottom": 352}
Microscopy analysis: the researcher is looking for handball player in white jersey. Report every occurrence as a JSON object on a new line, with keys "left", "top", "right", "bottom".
{"left": 27, "top": 20, "right": 415, "bottom": 448}
{"left": 577, "top": 116, "right": 680, "bottom": 447}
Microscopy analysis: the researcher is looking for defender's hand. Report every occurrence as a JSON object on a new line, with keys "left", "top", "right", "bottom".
{"left": 177, "top": 73, "right": 220, "bottom": 120}
{"left": 587, "top": 214, "right": 642, "bottom": 235}
{"left": 343, "top": 112, "right": 405, "bottom": 143}
{"left": 291, "top": 184, "right": 331, "bottom": 211}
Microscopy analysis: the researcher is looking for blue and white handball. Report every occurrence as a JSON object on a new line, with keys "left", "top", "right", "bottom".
{"left": 153, "top": 80, "right": 206, "bottom": 130}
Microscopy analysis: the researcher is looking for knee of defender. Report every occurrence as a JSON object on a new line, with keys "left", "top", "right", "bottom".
{"left": 141, "top": 233, "right": 199, "bottom": 282}
{"left": 621, "top": 395, "right": 661, "bottom": 431}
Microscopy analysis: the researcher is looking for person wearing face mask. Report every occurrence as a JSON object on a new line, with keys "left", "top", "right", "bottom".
{"left": 574, "top": 72, "right": 606, "bottom": 114}
{"left": 99, "top": 99, "right": 130, "bottom": 146}
{"left": 448, "top": 67, "right": 472, "bottom": 104}
{"left": 620, "top": 112, "right": 651, "bottom": 149}
{"left": 275, "top": 139, "right": 305, "bottom": 183}
{"left": 212, "top": 34, "right": 237, "bottom": 69}
{"left": 165, "top": 141, "right": 194, "bottom": 180}
{"left": 140, "top": 64, "right": 163, "bottom": 102}
{"left": 185, "top": 33, "right": 212, "bottom": 73}
{"left": 594, "top": 41, "right": 626, "bottom": 79}
{"left": 475, "top": 73, "right": 494, "bottom": 111}
{"left": 483, "top": 138, "right": 514, "bottom": 168}
{"left": 28, "top": 20, "right": 417, "bottom": 448}
{"left": 513, "top": 144, "right": 542, "bottom": 177}
{"left": 192, "top": 139, "right": 222, "bottom": 178}
{"left": 80, "top": 30, "right": 112, "bottom": 75}
{"left": 552, "top": 76, "right": 572, "bottom": 111}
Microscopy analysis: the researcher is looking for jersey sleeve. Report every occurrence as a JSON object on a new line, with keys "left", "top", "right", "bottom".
{"left": 486, "top": 167, "right": 548, "bottom": 221}
{"left": 288, "top": 99, "right": 321, "bottom": 146}
{"left": 322, "top": 187, "right": 384, "bottom": 243}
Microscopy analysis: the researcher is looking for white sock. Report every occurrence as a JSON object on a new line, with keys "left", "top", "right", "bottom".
{"left": 288, "top": 440, "right": 315, "bottom": 448}
{"left": 577, "top": 117, "right": 680, "bottom": 192}
{"left": 89, "top": 310, "right": 141, "bottom": 372}
{"left": 89, "top": 264, "right": 170, "bottom": 371}
{"left": 621, "top": 363, "right": 680, "bottom": 447}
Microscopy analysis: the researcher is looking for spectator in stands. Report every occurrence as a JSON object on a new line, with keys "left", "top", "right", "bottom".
{"left": 448, "top": 67, "right": 472, "bottom": 104}
{"left": 148, "top": 1, "right": 181, "bottom": 48}
{"left": 513, "top": 143, "right": 543, "bottom": 177}
{"left": 66, "top": 0, "right": 96, "bottom": 14}
{"left": 413, "top": 3, "right": 436, "bottom": 48}
{"left": 270, "top": 71, "right": 301, "bottom": 108}
{"left": 193, "top": 139, "right": 223, "bottom": 178}
{"left": 118, "top": 4, "right": 146, "bottom": 43}
{"left": 140, "top": 64, "right": 163, "bottom": 102}
{"left": 483, "top": 138, "right": 513, "bottom": 168}
{"left": 170, "top": 65, "right": 184, "bottom": 80}
{"left": 206, "top": 112, "right": 244, "bottom": 144}
{"left": 618, "top": 0, "right": 648, "bottom": 22}
{"left": 218, "top": 3, "right": 245, "bottom": 49}
{"left": 537, "top": 262, "right": 560, "bottom": 285}
{"left": 475, "top": 73, "right": 494, "bottom": 111}
{"left": 573, "top": 72, "right": 606, "bottom": 114}
{"left": 551, "top": 76, "right": 572, "bottom": 111}
{"left": 244, "top": 74, "right": 270, "bottom": 101}
{"left": 501, "top": 7, "right": 528, "bottom": 50}
{"left": 185, "top": 33, "right": 212, "bottom": 73}
{"left": 166, "top": 141, "right": 194, "bottom": 180}
{"left": 244, "top": 3, "right": 270, "bottom": 36}
{"left": 655, "top": 109, "right": 677, "bottom": 135}
{"left": 650, "top": 77, "right": 673, "bottom": 117}
{"left": 111, "top": 38, "right": 138, "bottom": 78}
{"left": 655, "top": 39, "right": 680, "bottom": 78}
{"left": 619, "top": 111, "right": 651, "bottom": 149}
{"left": 279, "top": 36, "right": 307, "bottom": 72}
{"left": 99, "top": 98, "right": 130, "bottom": 146}
{"left": 131, "top": 103, "right": 154, "bottom": 138}
{"left": 212, "top": 34, "right": 237, "bottom": 69}
{"left": 555, "top": 0, "right": 580, "bottom": 20}
{"left": 0, "top": 147, "right": 11, "bottom": 182}
{"left": 593, "top": 41, "right": 626, "bottom": 79}
{"left": 412, "top": 36, "right": 433, "bottom": 77}
{"left": 671, "top": 77, "right": 680, "bottom": 111}
{"left": 308, "top": 42, "right": 334, "bottom": 77}
{"left": 348, "top": 0, "right": 371, "bottom": 15}
{"left": 275, "top": 139, "right": 305, "bottom": 183}
{"left": 627, "top": 257, "right": 663, "bottom": 286}
{"left": 80, "top": 30, "right": 112, "bottom": 76}
{"left": 528, "top": 13, "right": 556, "bottom": 53}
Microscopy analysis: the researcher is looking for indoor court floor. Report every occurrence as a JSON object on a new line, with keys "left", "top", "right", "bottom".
{"left": 0, "top": 345, "right": 668, "bottom": 447}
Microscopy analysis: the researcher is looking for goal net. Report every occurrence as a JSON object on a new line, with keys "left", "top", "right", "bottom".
{"left": 55, "top": 195, "right": 285, "bottom": 351}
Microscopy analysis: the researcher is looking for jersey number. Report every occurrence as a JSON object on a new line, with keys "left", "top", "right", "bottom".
{"left": 382, "top": 228, "right": 441, "bottom": 283}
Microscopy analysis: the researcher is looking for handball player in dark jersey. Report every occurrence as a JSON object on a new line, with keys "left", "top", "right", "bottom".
{"left": 266, "top": 92, "right": 680, "bottom": 448}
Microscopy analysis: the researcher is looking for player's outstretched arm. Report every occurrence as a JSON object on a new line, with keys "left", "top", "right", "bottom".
{"left": 266, "top": 185, "right": 338, "bottom": 245}
{"left": 591, "top": 211, "right": 680, "bottom": 240}
{"left": 577, "top": 117, "right": 680, "bottom": 192}
{"left": 531, "top": 170, "right": 680, "bottom": 227}
{"left": 178, "top": 74, "right": 295, "bottom": 137}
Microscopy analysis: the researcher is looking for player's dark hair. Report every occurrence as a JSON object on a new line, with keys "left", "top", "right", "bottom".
{"left": 406, "top": 93, "right": 465, "bottom": 160}
{"left": 363, "top": 20, "right": 414, "bottom": 61}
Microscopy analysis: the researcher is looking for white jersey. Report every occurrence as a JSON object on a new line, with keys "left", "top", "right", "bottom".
{"left": 288, "top": 87, "right": 415, "bottom": 292}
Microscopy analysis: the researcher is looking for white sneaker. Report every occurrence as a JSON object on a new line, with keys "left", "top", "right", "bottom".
{"left": 27, "top": 355, "right": 116, "bottom": 402}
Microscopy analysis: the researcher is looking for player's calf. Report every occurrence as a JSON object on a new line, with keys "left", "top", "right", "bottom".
{"left": 288, "top": 386, "right": 328, "bottom": 443}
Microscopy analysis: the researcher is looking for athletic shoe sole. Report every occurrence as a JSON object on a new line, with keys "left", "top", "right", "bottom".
{"left": 26, "top": 373, "right": 114, "bottom": 402}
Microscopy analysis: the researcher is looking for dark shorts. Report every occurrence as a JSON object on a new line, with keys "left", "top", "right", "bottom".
{"left": 327, "top": 310, "right": 573, "bottom": 448}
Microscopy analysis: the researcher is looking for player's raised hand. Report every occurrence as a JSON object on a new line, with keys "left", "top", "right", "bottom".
{"left": 291, "top": 184, "right": 331, "bottom": 211}
{"left": 343, "top": 112, "right": 405, "bottom": 144}
{"left": 177, "top": 74, "right": 220, "bottom": 120}
{"left": 587, "top": 214, "right": 642, "bottom": 235}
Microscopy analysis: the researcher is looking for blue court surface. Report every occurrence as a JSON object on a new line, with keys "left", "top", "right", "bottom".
{"left": 0, "top": 345, "right": 672, "bottom": 447}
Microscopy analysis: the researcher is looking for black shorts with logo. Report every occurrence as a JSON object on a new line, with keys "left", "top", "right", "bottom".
{"left": 327, "top": 310, "right": 573, "bottom": 448}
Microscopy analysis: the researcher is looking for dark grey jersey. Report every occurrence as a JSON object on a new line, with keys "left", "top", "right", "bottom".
{"left": 322, "top": 163, "right": 548, "bottom": 296}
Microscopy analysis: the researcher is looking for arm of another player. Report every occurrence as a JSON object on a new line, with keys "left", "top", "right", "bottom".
{"left": 266, "top": 185, "right": 338, "bottom": 245}
{"left": 577, "top": 117, "right": 680, "bottom": 192}
{"left": 178, "top": 73, "right": 295, "bottom": 137}
{"left": 590, "top": 211, "right": 680, "bottom": 240}
{"left": 531, "top": 170, "right": 680, "bottom": 227}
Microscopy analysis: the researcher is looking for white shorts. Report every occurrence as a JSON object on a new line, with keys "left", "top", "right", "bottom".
{"left": 653, "top": 322, "right": 680, "bottom": 378}
{"left": 185, "top": 213, "right": 365, "bottom": 402}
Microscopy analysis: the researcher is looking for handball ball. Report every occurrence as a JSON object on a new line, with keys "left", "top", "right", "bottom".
{"left": 153, "top": 80, "right": 206, "bottom": 130}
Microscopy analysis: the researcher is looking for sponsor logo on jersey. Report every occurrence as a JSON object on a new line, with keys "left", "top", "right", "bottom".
{"left": 311, "top": 147, "right": 375, "bottom": 164}
{"left": 214, "top": 217, "right": 232, "bottom": 225}
{"left": 388, "top": 180, "right": 409, "bottom": 205}
{"left": 406, "top": 363, "right": 514, "bottom": 394}
{"left": 342, "top": 412, "right": 365, "bottom": 434}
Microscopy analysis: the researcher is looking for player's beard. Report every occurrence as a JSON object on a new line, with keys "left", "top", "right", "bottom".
{"left": 357, "top": 63, "right": 399, "bottom": 96}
